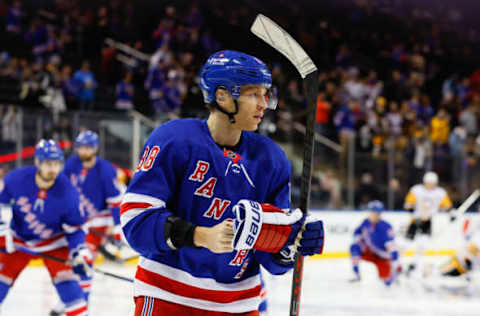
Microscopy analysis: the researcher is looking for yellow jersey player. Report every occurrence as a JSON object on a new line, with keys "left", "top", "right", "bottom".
{"left": 404, "top": 171, "right": 453, "bottom": 276}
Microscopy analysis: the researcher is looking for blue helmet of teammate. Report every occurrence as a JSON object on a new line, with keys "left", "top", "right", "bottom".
{"left": 75, "top": 130, "right": 99, "bottom": 148}
{"left": 366, "top": 200, "right": 385, "bottom": 213}
{"left": 35, "top": 139, "right": 64, "bottom": 162}
{"left": 199, "top": 50, "right": 277, "bottom": 110}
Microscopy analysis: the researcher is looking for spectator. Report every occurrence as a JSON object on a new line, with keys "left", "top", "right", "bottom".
{"left": 315, "top": 91, "right": 331, "bottom": 136}
{"left": 385, "top": 178, "right": 405, "bottom": 210}
{"left": 355, "top": 172, "right": 381, "bottom": 208}
{"left": 384, "top": 70, "right": 408, "bottom": 103}
{"left": 430, "top": 108, "right": 450, "bottom": 146}
{"left": 115, "top": 72, "right": 134, "bottom": 111}
{"left": 459, "top": 104, "right": 478, "bottom": 135}
{"left": 386, "top": 101, "right": 403, "bottom": 137}
{"left": 344, "top": 68, "right": 366, "bottom": 102}
{"left": 73, "top": 60, "right": 97, "bottom": 111}
{"left": 408, "top": 130, "right": 433, "bottom": 185}
{"left": 334, "top": 100, "right": 357, "bottom": 168}
{"left": 1, "top": 105, "right": 17, "bottom": 153}
{"left": 145, "top": 61, "right": 166, "bottom": 114}
{"left": 152, "top": 70, "right": 181, "bottom": 120}
{"left": 6, "top": 0, "right": 23, "bottom": 34}
{"left": 60, "top": 64, "right": 78, "bottom": 109}
{"left": 449, "top": 125, "right": 467, "bottom": 187}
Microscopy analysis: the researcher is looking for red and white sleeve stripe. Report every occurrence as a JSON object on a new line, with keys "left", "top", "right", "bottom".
{"left": 120, "top": 193, "right": 166, "bottom": 228}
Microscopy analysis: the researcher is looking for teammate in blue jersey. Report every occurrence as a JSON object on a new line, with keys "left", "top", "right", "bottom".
{"left": 0, "top": 139, "right": 91, "bottom": 316}
{"left": 120, "top": 50, "right": 325, "bottom": 316}
{"left": 349, "top": 200, "right": 400, "bottom": 286}
{"left": 50, "top": 130, "right": 124, "bottom": 314}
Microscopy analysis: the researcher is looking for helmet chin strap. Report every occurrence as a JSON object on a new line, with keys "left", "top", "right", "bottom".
{"left": 213, "top": 99, "right": 239, "bottom": 124}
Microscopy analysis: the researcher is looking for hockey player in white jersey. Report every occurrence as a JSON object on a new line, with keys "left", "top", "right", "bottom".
{"left": 120, "top": 50, "right": 325, "bottom": 316}
{"left": 438, "top": 231, "right": 480, "bottom": 278}
{"left": 404, "top": 171, "right": 453, "bottom": 276}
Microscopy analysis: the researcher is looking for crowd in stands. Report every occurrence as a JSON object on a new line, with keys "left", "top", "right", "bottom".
{"left": 2, "top": 0, "right": 480, "bottom": 209}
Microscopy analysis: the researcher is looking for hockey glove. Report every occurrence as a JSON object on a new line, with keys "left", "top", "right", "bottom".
{"left": 294, "top": 214, "right": 325, "bottom": 256}
{"left": 232, "top": 200, "right": 304, "bottom": 253}
{"left": 232, "top": 199, "right": 320, "bottom": 254}
{"left": 0, "top": 221, "right": 14, "bottom": 253}
{"left": 112, "top": 225, "right": 124, "bottom": 248}
{"left": 71, "top": 248, "right": 93, "bottom": 278}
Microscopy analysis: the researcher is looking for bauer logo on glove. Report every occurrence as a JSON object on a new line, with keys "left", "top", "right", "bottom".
{"left": 232, "top": 200, "right": 263, "bottom": 249}
{"left": 231, "top": 199, "right": 324, "bottom": 257}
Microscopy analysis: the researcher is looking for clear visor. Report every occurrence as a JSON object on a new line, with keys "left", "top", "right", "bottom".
{"left": 236, "top": 84, "right": 278, "bottom": 110}
{"left": 264, "top": 86, "right": 278, "bottom": 110}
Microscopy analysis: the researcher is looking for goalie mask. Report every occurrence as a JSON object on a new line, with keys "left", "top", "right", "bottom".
{"left": 200, "top": 50, "right": 278, "bottom": 123}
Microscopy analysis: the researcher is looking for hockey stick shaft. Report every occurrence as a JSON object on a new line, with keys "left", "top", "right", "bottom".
{"left": 13, "top": 245, "right": 133, "bottom": 283}
{"left": 454, "top": 189, "right": 480, "bottom": 217}
{"left": 290, "top": 71, "right": 318, "bottom": 316}
{"left": 251, "top": 14, "right": 318, "bottom": 316}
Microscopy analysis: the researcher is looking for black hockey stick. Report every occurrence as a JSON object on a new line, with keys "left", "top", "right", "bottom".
{"left": 251, "top": 14, "right": 318, "bottom": 316}
{"left": 13, "top": 245, "right": 134, "bottom": 283}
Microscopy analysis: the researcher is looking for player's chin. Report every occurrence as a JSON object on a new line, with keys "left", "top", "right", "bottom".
{"left": 244, "top": 123, "right": 259, "bottom": 131}
{"left": 245, "top": 119, "right": 261, "bottom": 131}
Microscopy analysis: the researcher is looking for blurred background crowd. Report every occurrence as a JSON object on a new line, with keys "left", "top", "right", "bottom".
{"left": 1, "top": 0, "right": 480, "bottom": 210}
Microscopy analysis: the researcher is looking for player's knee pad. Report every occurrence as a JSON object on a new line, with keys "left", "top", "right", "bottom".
{"left": 350, "top": 244, "right": 362, "bottom": 257}
{"left": 55, "top": 280, "right": 85, "bottom": 305}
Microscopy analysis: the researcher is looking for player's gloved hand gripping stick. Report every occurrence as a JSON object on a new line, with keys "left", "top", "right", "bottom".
{"left": 71, "top": 248, "right": 94, "bottom": 278}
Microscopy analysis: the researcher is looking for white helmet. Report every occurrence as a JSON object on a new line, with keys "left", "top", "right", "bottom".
{"left": 423, "top": 171, "right": 438, "bottom": 185}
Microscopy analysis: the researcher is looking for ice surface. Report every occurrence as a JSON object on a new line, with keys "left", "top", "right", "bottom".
{"left": 2, "top": 257, "right": 479, "bottom": 315}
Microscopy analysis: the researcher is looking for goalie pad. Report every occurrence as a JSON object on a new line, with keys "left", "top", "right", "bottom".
{"left": 232, "top": 199, "right": 304, "bottom": 253}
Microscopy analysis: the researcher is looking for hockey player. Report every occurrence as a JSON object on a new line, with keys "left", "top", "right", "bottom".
{"left": 50, "top": 130, "right": 124, "bottom": 314}
{"left": 0, "top": 139, "right": 91, "bottom": 316}
{"left": 120, "top": 50, "right": 325, "bottom": 315}
{"left": 434, "top": 229, "right": 480, "bottom": 279}
{"left": 349, "top": 200, "right": 399, "bottom": 286}
{"left": 404, "top": 171, "right": 453, "bottom": 276}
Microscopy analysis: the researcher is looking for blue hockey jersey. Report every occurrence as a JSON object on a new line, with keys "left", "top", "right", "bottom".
{"left": 353, "top": 218, "right": 396, "bottom": 259}
{"left": 0, "top": 166, "right": 86, "bottom": 253}
{"left": 63, "top": 155, "right": 124, "bottom": 228}
{"left": 121, "top": 118, "right": 293, "bottom": 313}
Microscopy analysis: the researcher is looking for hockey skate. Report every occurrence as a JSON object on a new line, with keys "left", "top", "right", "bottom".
{"left": 49, "top": 301, "right": 65, "bottom": 316}
{"left": 348, "top": 274, "right": 361, "bottom": 283}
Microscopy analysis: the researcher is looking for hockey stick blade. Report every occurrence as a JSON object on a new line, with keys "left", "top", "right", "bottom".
{"left": 251, "top": 14, "right": 319, "bottom": 316}
{"left": 250, "top": 14, "right": 317, "bottom": 78}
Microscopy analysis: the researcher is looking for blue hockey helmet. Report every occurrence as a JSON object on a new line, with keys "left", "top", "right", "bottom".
{"left": 366, "top": 200, "right": 385, "bottom": 213}
{"left": 200, "top": 50, "right": 277, "bottom": 111}
{"left": 35, "top": 139, "right": 64, "bottom": 162}
{"left": 75, "top": 130, "right": 99, "bottom": 148}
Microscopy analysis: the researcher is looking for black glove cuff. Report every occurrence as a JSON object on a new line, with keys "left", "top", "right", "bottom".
{"left": 164, "top": 216, "right": 196, "bottom": 250}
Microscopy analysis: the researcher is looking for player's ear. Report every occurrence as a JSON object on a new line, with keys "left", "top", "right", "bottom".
{"left": 34, "top": 158, "right": 40, "bottom": 167}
